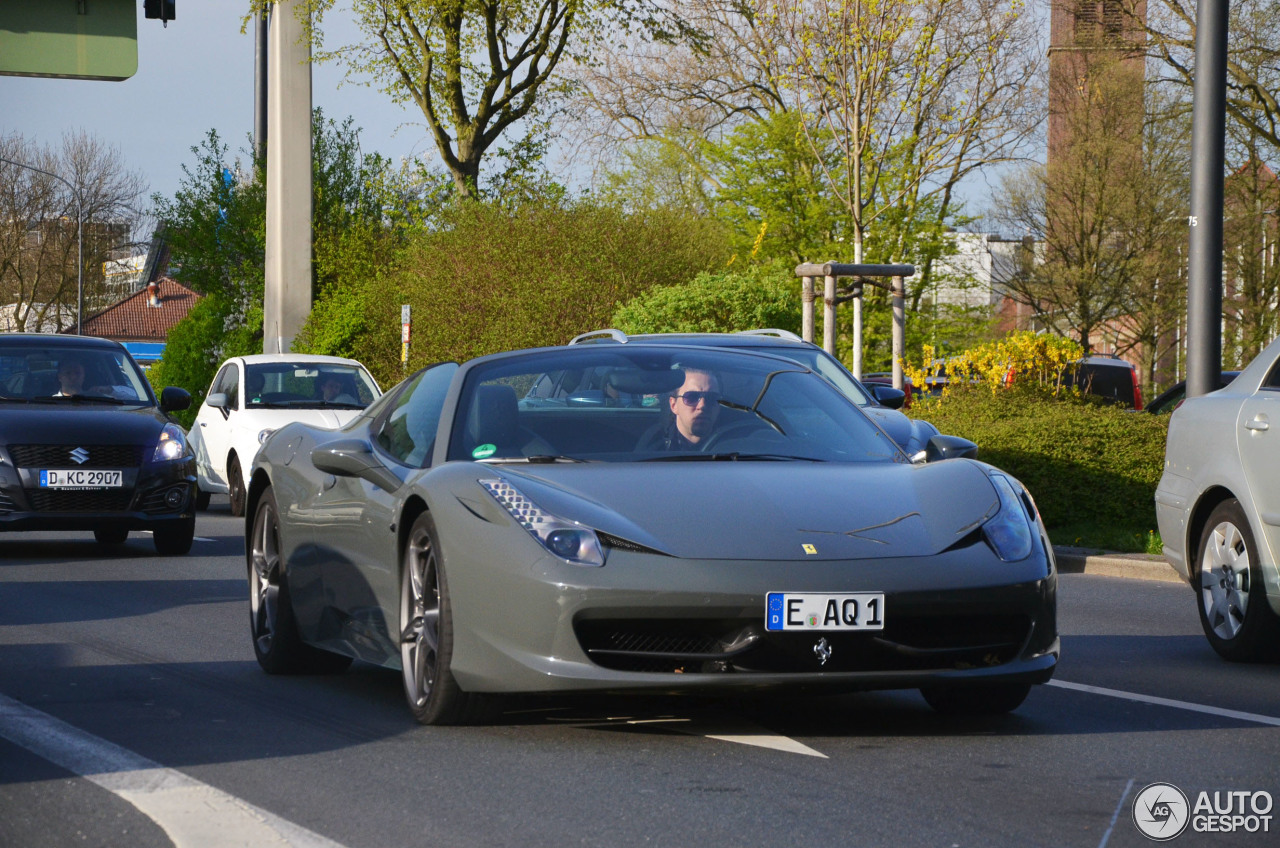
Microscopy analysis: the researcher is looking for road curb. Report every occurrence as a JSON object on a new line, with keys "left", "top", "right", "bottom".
{"left": 1052, "top": 547, "right": 1185, "bottom": 584}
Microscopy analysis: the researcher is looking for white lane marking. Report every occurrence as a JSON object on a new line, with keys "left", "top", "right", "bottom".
{"left": 0, "top": 693, "right": 345, "bottom": 848}
{"left": 1049, "top": 679, "right": 1280, "bottom": 726}
{"left": 1097, "top": 778, "right": 1134, "bottom": 848}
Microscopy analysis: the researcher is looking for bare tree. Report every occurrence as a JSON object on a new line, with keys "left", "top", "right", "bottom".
{"left": 294, "top": 0, "right": 691, "bottom": 198}
{"left": 0, "top": 132, "right": 148, "bottom": 332}
{"left": 1138, "top": 0, "right": 1280, "bottom": 150}
{"left": 993, "top": 55, "right": 1185, "bottom": 358}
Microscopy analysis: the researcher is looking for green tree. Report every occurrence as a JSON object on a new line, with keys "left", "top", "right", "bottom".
{"left": 149, "top": 112, "right": 415, "bottom": 422}
{"left": 704, "top": 110, "right": 843, "bottom": 264}
{"left": 307, "top": 198, "right": 728, "bottom": 385}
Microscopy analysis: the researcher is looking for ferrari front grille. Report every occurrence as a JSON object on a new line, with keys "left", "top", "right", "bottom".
{"left": 575, "top": 614, "right": 1032, "bottom": 674}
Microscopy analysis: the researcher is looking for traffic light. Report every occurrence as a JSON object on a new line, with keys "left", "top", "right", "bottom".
{"left": 143, "top": 1, "right": 175, "bottom": 26}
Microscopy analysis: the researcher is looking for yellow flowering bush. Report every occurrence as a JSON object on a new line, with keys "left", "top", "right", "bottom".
{"left": 903, "top": 332, "right": 1086, "bottom": 400}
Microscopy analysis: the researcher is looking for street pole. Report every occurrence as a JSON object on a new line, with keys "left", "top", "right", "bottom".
{"left": 0, "top": 154, "right": 82, "bottom": 334}
{"left": 1186, "top": 0, "right": 1229, "bottom": 398}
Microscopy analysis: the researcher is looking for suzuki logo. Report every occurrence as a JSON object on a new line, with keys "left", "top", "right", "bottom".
{"left": 69, "top": 447, "right": 89, "bottom": 465}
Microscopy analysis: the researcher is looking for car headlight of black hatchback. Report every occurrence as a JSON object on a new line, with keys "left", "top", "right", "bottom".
{"left": 151, "top": 423, "right": 190, "bottom": 463}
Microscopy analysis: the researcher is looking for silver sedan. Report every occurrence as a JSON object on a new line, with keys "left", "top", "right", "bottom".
{"left": 1156, "top": 338, "right": 1280, "bottom": 661}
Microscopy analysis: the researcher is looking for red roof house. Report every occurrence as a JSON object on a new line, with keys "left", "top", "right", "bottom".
{"left": 73, "top": 277, "right": 202, "bottom": 364}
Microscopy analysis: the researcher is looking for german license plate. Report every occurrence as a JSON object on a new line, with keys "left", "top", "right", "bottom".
{"left": 39, "top": 469, "right": 123, "bottom": 489}
{"left": 765, "top": 592, "right": 885, "bottom": 631}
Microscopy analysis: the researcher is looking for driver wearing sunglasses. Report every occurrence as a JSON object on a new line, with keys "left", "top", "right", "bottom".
{"left": 658, "top": 367, "right": 722, "bottom": 450}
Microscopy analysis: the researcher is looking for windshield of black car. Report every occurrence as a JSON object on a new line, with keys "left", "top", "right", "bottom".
{"left": 243, "top": 362, "right": 380, "bottom": 409}
{"left": 447, "top": 348, "right": 904, "bottom": 464}
{"left": 0, "top": 344, "right": 153, "bottom": 404}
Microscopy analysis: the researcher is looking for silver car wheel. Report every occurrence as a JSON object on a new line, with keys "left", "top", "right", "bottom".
{"left": 249, "top": 497, "right": 281, "bottom": 655}
{"left": 1200, "top": 519, "right": 1251, "bottom": 641}
{"left": 401, "top": 523, "right": 441, "bottom": 711}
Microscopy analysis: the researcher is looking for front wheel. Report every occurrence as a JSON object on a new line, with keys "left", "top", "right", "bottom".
{"left": 920, "top": 682, "right": 1032, "bottom": 715}
{"left": 1196, "top": 499, "right": 1280, "bottom": 662}
{"left": 195, "top": 488, "right": 211, "bottom": 510}
{"left": 400, "top": 512, "right": 492, "bottom": 724}
{"left": 228, "top": 457, "right": 246, "bottom": 517}
{"left": 248, "top": 486, "right": 351, "bottom": 675}
{"left": 153, "top": 516, "right": 194, "bottom": 556}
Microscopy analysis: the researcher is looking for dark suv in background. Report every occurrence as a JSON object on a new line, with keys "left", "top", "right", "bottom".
{"left": 567, "top": 329, "right": 942, "bottom": 459}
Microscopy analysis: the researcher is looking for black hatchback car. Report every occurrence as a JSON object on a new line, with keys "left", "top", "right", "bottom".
{"left": 0, "top": 334, "right": 196, "bottom": 554}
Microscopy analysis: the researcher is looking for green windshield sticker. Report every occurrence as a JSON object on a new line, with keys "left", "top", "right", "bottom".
{"left": 472, "top": 443, "right": 497, "bottom": 459}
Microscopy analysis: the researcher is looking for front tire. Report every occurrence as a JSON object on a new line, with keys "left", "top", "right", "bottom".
{"left": 153, "top": 516, "right": 194, "bottom": 556}
{"left": 1196, "top": 499, "right": 1280, "bottom": 662}
{"left": 920, "top": 682, "right": 1032, "bottom": 715}
{"left": 400, "top": 512, "right": 490, "bottom": 725}
{"left": 248, "top": 486, "right": 352, "bottom": 675}
{"left": 195, "top": 488, "right": 211, "bottom": 510}
{"left": 228, "top": 456, "right": 246, "bottom": 517}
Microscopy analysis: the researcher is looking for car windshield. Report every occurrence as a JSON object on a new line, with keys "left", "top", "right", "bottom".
{"left": 448, "top": 348, "right": 904, "bottom": 464}
{"left": 0, "top": 342, "right": 153, "bottom": 404}
{"left": 244, "top": 362, "right": 379, "bottom": 409}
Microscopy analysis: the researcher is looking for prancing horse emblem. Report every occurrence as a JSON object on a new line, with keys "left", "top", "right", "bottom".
{"left": 813, "top": 637, "right": 832, "bottom": 666}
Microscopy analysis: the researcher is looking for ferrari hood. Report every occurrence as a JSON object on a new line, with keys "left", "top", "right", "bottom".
{"left": 494, "top": 460, "right": 1001, "bottom": 561}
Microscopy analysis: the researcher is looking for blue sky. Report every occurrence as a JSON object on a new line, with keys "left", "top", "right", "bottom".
{"left": 0, "top": 2, "right": 432, "bottom": 208}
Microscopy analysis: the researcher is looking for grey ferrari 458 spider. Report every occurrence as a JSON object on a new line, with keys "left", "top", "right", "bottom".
{"left": 247, "top": 343, "right": 1058, "bottom": 724}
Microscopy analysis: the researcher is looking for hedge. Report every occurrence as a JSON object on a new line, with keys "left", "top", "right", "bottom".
{"left": 909, "top": 386, "right": 1169, "bottom": 551}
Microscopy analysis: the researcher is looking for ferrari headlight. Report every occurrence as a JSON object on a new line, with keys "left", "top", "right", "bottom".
{"left": 480, "top": 478, "right": 605, "bottom": 567}
{"left": 152, "top": 423, "right": 188, "bottom": 462}
{"left": 982, "top": 473, "right": 1034, "bottom": 562}
{"left": 258, "top": 428, "right": 276, "bottom": 445}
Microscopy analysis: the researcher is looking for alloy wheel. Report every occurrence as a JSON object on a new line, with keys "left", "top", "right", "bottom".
{"left": 401, "top": 525, "right": 441, "bottom": 710}
{"left": 1200, "top": 519, "right": 1251, "bottom": 641}
{"left": 249, "top": 499, "right": 281, "bottom": 655}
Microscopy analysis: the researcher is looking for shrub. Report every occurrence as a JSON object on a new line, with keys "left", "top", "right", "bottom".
{"left": 903, "top": 331, "right": 1087, "bottom": 398}
{"left": 302, "top": 199, "right": 728, "bottom": 388}
{"left": 910, "top": 385, "right": 1168, "bottom": 550}
{"left": 611, "top": 262, "right": 800, "bottom": 334}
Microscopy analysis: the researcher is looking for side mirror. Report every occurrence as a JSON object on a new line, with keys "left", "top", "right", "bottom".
{"left": 870, "top": 385, "right": 906, "bottom": 410}
{"left": 160, "top": 386, "right": 191, "bottom": 413}
{"left": 924, "top": 434, "right": 978, "bottom": 462}
{"left": 205, "top": 392, "right": 228, "bottom": 410}
{"left": 311, "top": 438, "right": 402, "bottom": 492}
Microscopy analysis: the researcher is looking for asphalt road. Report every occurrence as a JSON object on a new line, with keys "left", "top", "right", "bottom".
{"left": 2, "top": 504, "right": 1278, "bottom": 848}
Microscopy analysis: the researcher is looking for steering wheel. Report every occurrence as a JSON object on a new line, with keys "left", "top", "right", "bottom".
{"left": 699, "top": 421, "right": 776, "bottom": 452}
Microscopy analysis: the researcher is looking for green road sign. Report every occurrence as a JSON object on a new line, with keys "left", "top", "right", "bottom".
{"left": 0, "top": 1, "right": 138, "bottom": 81}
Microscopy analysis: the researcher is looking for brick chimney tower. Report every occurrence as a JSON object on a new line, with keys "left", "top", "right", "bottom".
{"left": 1047, "top": 1, "right": 1148, "bottom": 170}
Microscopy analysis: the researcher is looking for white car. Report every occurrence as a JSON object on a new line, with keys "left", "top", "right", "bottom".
{"left": 1155, "top": 338, "right": 1280, "bottom": 661}
{"left": 189, "top": 354, "right": 381, "bottom": 515}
